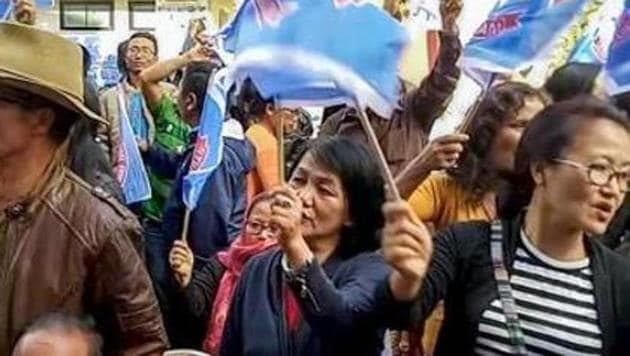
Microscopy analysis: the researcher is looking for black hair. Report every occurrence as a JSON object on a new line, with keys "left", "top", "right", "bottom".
{"left": 498, "top": 95, "right": 630, "bottom": 219}
{"left": 116, "top": 40, "right": 128, "bottom": 76}
{"left": 293, "top": 137, "right": 386, "bottom": 258}
{"left": 180, "top": 61, "right": 222, "bottom": 114}
{"left": 449, "top": 81, "right": 549, "bottom": 200}
{"left": 227, "top": 84, "right": 248, "bottom": 129}
{"left": 128, "top": 32, "right": 159, "bottom": 56}
{"left": 79, "top": 45, "right": 91, "bottom": 77}
{"left": 544, "top": 62, "right": 603, "bottom": 102}
{"left": 12, "top": 313, "right": 103, "bottom": 356}
{"left": 236, "top": 78, "right": 274, "bottom": 125}
{"left": 614, "top": 92, "right": 630, "bottom": 116}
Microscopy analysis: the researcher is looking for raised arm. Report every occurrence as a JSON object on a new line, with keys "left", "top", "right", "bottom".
{"left": 405, "top": 0, "right": 463, "bottom": 134}
{"left": 395, "top": 133, "right": 468, "bottom": 199}
{"left": 138, "top": 41, "right": 214, "bottom": 108}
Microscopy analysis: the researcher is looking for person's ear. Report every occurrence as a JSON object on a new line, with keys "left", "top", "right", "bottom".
{"left": 185, "top": 92, "right": 198, "bottom": 114}
{"left": 30, "top": 108, "right": 56, "bottom": 137}
{"left": 531, "top": 162, "right": 547, "bottom": 186}
{"left": 264, "top": 103, "right": 275, "bottom": 117}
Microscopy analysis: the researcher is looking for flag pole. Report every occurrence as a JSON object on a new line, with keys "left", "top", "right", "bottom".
{"left": 457, "top": 74, "right": 496, "bottom": 134}
{"left": 278, "top": 115, "right": 285, "bottom": 182}
{"left": 355, "top": 105, "right": 401, "bottom": 201}
{"left": 180, "top": 209, "right": 192, "bottom": 243}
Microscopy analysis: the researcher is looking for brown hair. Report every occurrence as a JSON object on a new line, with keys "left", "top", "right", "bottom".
{"left": 448, "top": 81, "right": 549, "bottom": 200}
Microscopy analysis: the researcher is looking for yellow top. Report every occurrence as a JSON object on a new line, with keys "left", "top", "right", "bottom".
{"left": 408, "top": 171, "right": 493, "bottom": 231}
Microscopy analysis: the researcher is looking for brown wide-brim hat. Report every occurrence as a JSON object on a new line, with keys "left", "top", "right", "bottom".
{"left": 0, "top": 22, "right": 106, "bottom": 125}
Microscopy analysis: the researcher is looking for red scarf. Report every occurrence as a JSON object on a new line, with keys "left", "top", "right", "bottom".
{"left": 202, "top": 236, "right": 277, "bottom": 354}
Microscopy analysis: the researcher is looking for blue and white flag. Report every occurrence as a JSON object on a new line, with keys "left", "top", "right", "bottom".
{"left": 182, "top": 68, "right": 228, "bottom": 210}
{"left": 461, "top": 0, "right": 588, "bottom": 74}
{"left": 114, "top": 91, "right": 152, "bottom": 205}
{"left": 221, "top": 0, "right": 409, "bottom": 118}
{"left": 569, "top": 0, "right": 624, "bottom": 64}
{"left": 606, "top": 0, "right": 630, "bottom": 95}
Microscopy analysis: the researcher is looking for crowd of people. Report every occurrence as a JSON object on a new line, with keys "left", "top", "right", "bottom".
{"left": 1, "top": 0, "right": 630, "bottom": 355}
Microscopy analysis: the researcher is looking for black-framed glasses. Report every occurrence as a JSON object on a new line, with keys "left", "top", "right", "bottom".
{"left": 553, "top": 158, "right": 630, "bottom": 193}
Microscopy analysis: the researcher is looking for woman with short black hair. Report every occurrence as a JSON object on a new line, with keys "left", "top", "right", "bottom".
{"left": 220, "top": 137, "right": 395, "bottom": 356}
{"left": 385, "top": 96, "right": 630, "bottom": 355}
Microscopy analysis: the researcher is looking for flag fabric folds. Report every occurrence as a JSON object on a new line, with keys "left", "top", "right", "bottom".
{"left": 220, "top": 0, "right": 409, "bottom": 118}
{"left": 114, "top": 90, "right": 152, "bottom": 205}
{"left": 568, "top": 0, "right": 623, "bottom": 65}
{"left": 606, "top": 0, "right": 630, "bottom": 95}
{"left": 461, "top": 0, "right": 588, "bottom": 74}
{"left": 182, "top": 68, "right": 228, "bottom": 210}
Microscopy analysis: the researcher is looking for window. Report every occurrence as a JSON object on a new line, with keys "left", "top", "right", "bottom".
{"left": 60, "top": 1, "right": 114, "bottom": 30}
{"left": 129, "top": 1, "right": 156, "bottom": 31}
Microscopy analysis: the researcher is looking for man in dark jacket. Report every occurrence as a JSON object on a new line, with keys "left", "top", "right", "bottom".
{"left": 0, "top": 22, "right": 167, "bottom": 354}
{"left": 138, "top": 47, "right": 253, "bottom": 346}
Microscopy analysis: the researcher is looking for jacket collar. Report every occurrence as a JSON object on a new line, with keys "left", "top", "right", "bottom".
{"left": 2, "top": 148, "right": 66, "bottom": 225}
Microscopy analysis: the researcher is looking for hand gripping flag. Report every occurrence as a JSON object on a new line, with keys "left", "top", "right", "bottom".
{"left": 461, "top": 0, "right": 588, "bottom": 74}
{"left": 114, "top": 90, "right": 152, "bottom": 205}
{"left": 606, "top": 0, "right": 630, "bottom": 95}
{"left": 1, "top": 0, "right": 55, "bottom": 20}
{"left": 220, "top": 0, "right": 409, "bottom": 119}
{"left": 182, "top": 68, "right": 228, "bottom": 210}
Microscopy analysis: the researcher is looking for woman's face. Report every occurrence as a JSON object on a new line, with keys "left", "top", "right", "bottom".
{"left": 289, "top": 152, "right": 350, "bottom": 243}
{"left": 539, "top": 118, "right": 630, "bottom": 235}
{"left": 244, "top": 200, "right": 280, "bottom": 243}
{"left": 489, "top": 96, "right": 546, "bottom": 174}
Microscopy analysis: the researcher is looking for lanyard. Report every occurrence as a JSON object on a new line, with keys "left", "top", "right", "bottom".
{"left": 490, "top": 221, "right": 527, "bottom": 355}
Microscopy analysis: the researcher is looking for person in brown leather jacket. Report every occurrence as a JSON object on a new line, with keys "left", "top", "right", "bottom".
{"left": 0, "top": 22, "right": 168, "bottom": 355}
{"left": 318, "top": 0, "right": 463, "bottom": 177}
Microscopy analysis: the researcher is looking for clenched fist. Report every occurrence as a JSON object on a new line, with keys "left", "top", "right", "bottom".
{"left": 15, "top": 0, "right": 36, "bottom": 25}
{"left": 169, "top": 240, "right": 194, "bottom": 288}
{"left": 382, "top": 201, "right": 433, "bottom": 302}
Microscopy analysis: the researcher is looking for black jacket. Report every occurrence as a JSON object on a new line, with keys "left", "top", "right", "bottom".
{"left": 403, "top": 215, "right": 630, "bottom": 355}
{"left": 169, "top": 256, "right": 227, "bottom": 348}
{"left": 68, "top": 119, "right": 124, "bottom": 203}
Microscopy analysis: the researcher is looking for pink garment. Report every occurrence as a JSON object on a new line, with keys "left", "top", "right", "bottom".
{"left": 202, "top": 236, "right": 277, "bottom": 354}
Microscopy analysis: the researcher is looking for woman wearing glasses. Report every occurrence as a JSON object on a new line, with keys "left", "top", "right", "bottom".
{"left": 383, "top": 96, "right": 630, "bottom": 355}
{"left": 167, "top": 193, "right": 280, "bottom": 352}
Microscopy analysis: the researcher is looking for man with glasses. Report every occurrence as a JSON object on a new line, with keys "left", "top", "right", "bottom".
{"left": 99, "top": 33, "right": 186, "bottom": 202}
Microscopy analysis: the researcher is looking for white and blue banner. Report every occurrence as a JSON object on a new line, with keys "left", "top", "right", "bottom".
{"left": 182, "top": 68, "right": 228, "bottom": 210}
{"left": 461, "top": 0, "right": 588, "bottom": 74}
{"left": 221, "top": 0, "right": 409, "bottom": 118}
{"left": 114, "top": 91, "right": 152, "bottom": 205}
{"left": 606, "top": 0, "right": 630, "bottom": 95}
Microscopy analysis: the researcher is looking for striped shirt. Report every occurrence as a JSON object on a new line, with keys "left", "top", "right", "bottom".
{"left": 474, "top": 231, "right": 602, "bottom": 356}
